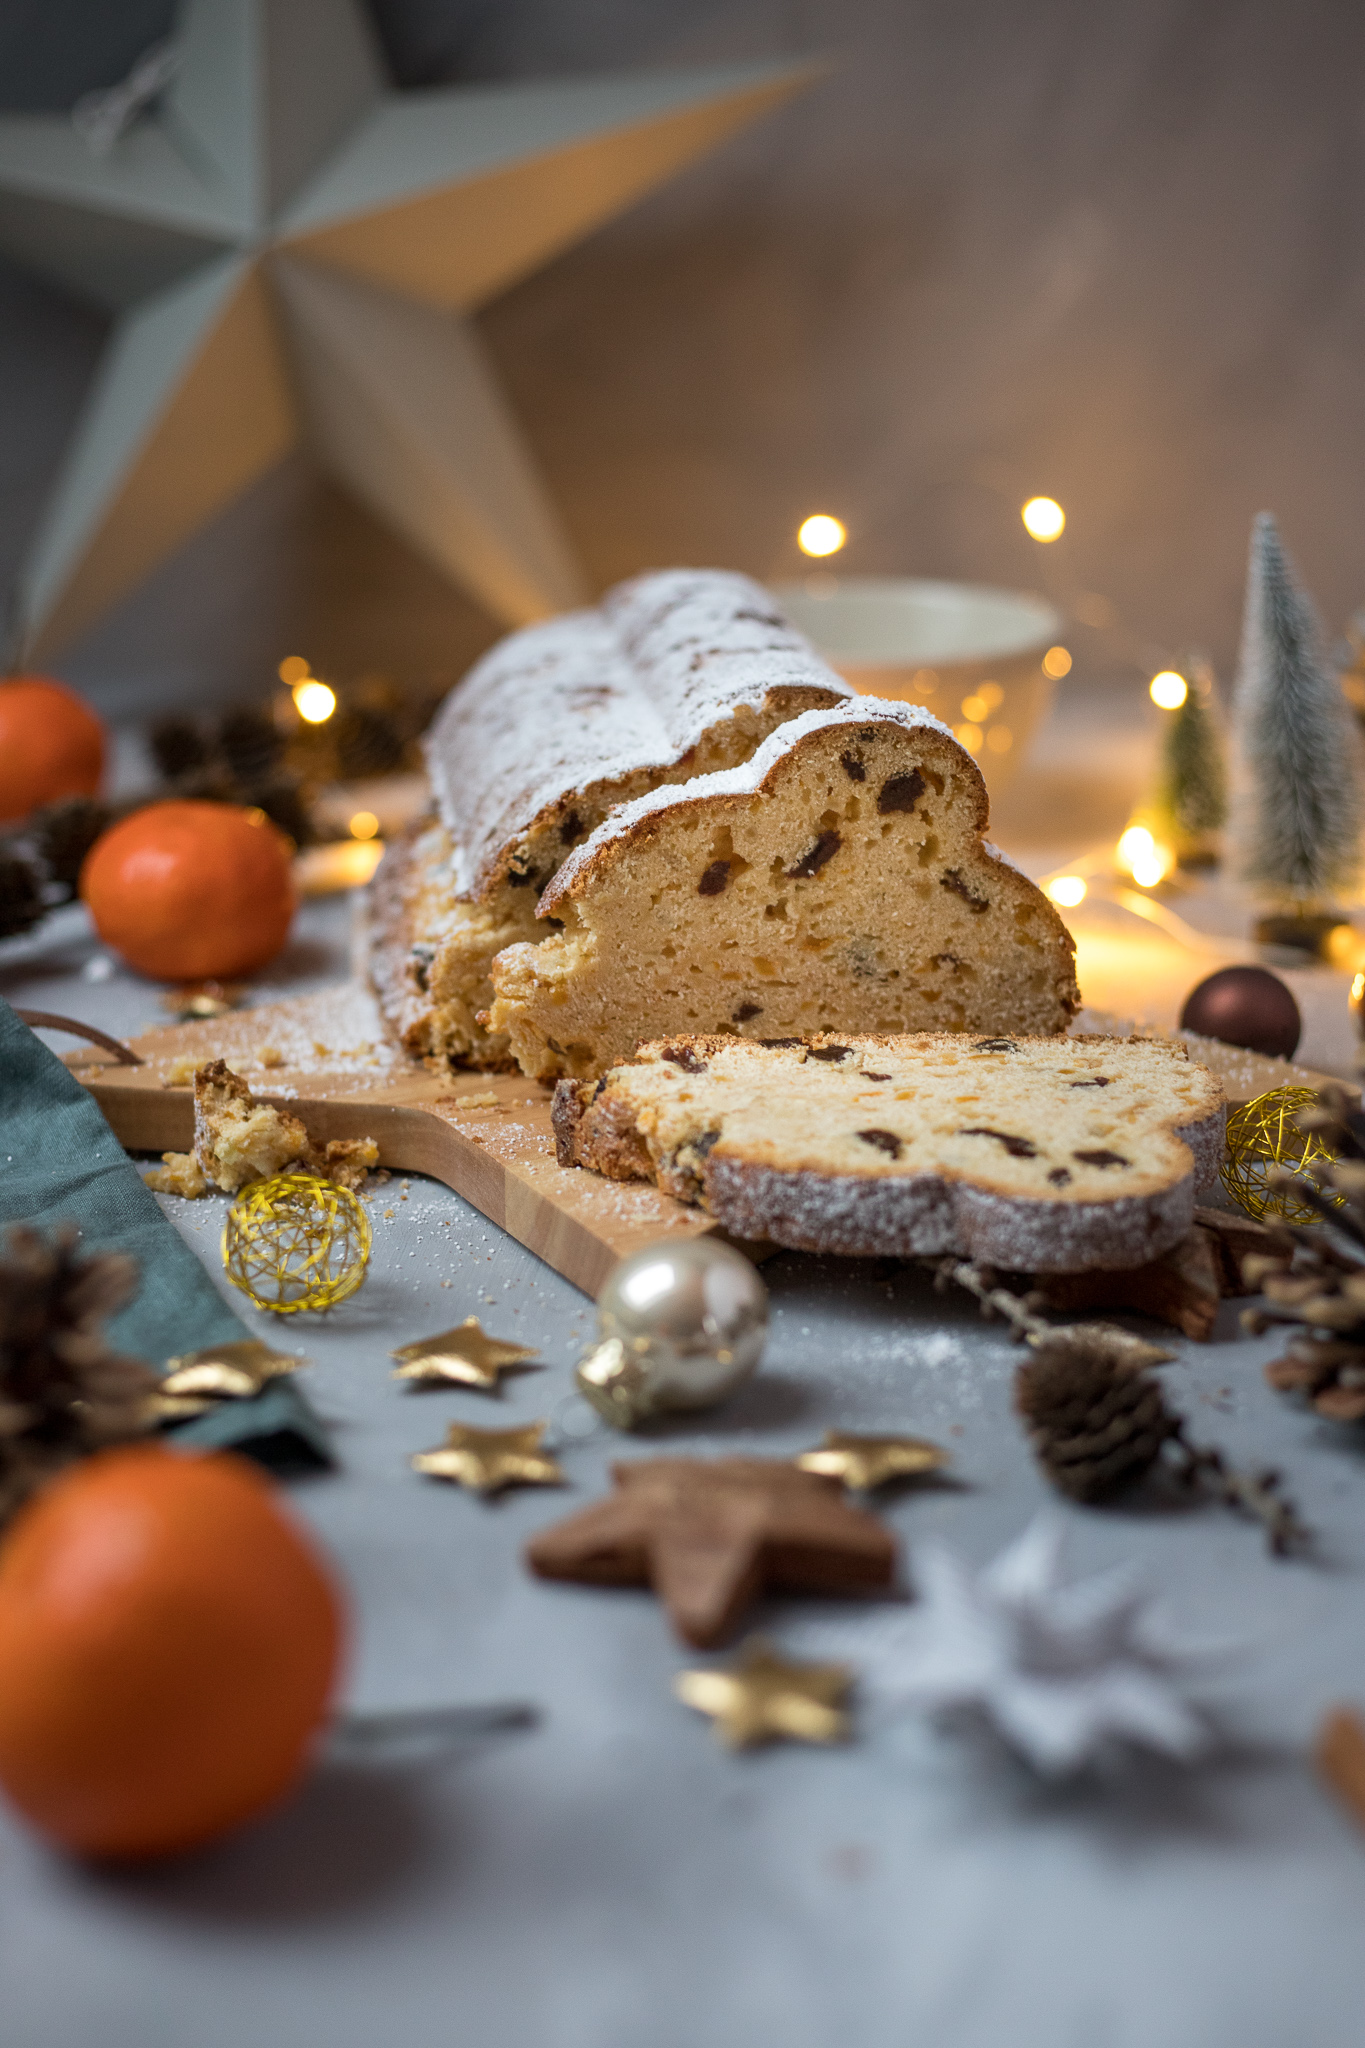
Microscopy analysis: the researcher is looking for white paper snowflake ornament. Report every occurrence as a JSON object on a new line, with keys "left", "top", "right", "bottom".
{"left": 863, "top": 1517, "right": 1214, "bottom": 1776}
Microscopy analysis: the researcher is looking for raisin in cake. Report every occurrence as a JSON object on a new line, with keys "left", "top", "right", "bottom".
{"left": 553, "top": 1033, "right": 1225, "bottom": 1272}
{"left": 489, "top": 699, "right": 1080, "bottom": 1082}
{"left": 370, "top": 570, "right": 852, "bottom": 1066}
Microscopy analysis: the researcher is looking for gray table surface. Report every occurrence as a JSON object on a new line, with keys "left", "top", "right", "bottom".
{"left": 4, "top": 893, "right": 1365, "bottom": 2048}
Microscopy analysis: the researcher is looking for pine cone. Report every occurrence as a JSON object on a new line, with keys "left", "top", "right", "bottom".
{"left": 239, "top": 777, "right": 313, "bottom": 848}
{"left": 0, "top": 848, "right": 45, "bottom": 939}
{"left": 29, "top": 797, "right": 113, "bottom": 896}
{"left": 335, "top": 704, "right": 404, "bottom": 779}
{"left": 1015, "top": 1326, "right": 1180, "bottom": 1501}
{"left": 218, "top": 707, "right": 284, "bottom": 785}
{"left": 149, "top": 715, "right": 209, "bottom": 780}
{"left": 0, "top": 1227, "right": 159, "bottom": 1524}
{"left": 1242, "top": 1083, "right": 1365, "bottom": 1418}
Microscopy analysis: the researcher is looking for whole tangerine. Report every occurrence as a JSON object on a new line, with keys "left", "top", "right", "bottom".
{"left": 0, "top": 674, "right": 106, "bottom": 825}
{"left": 0, "top": 1445, "right": 344, "bottom": 1860}
{"left": 81, "top": 799, "right": 296, "bottom": 981}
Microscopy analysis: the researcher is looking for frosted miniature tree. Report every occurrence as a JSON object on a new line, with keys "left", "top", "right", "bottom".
{"left": 1231, "top": 512, "right": 1362, "bottom": 907}
{"left": 1157, "top": 657, "right": 1227, "bottom": 864}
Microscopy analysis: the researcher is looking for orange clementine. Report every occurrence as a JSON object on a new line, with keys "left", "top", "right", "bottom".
{"left": 0, "top": 1445, "right": 344, "bottom": 1860}
{"left": 80, "top": 799, "right": 296, "bottom": 981}
{"left": 0, "top": 674, "right": 106, "bottom": 825}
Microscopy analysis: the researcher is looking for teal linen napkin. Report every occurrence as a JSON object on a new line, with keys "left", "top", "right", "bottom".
{"left": 0, "top": 1000, "right": 332, "bottom": 1471}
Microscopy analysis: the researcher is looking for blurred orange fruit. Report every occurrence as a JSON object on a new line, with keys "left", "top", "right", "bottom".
{"left": 81, "top": 799, "right": 296, "bottom": 980}
{"left": 0, "top": 675, "right": 106, "bottom": 825}
{"left": 0, "top": 1445, "right": 344, "bottom": 1860}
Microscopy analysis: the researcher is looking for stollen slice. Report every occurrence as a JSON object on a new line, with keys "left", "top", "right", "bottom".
{"left": 552, "top": 1031, "right": 1225, "bottom": 1274}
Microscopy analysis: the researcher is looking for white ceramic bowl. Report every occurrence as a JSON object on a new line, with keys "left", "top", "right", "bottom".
{"left": 774, "top": 576, "right": 1063, "bottom": 792}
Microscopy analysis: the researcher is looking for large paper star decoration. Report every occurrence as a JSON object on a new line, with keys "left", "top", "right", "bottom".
{"left": 853, "top": 1517, "right": 1216, "bottom": 1776}
{"left": 0, "top": 0, "right": 814, "bottom": 656}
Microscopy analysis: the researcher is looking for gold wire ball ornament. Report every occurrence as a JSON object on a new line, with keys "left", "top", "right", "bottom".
{"left": 1220, "top": 1087, "right": 1336, "bottom": 1223}
{"left": 222, "top": 1173, "right": 372, "bottom": 1314}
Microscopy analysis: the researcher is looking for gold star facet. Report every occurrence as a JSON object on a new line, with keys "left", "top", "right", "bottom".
{"left": 795, "top": 1430, "right": 949, "bottom": 1494}
{"left": 411, "top": 1421, "right": 564, "bottom": 1496}
{"left": 154, "top": 1339, "right": 306, "bottom": 1419}
{"left": 675, "top": 1639, "right": 854, "bottom": 1749}
{"left": 391, "top": 1317, "right": 540, "bottom": 1391}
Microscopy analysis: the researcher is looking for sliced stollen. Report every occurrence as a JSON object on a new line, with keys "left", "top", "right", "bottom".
{"left": 489, "top": 699, "right": 1081, "bottom": 1083}
{"left": 369, "top": 569, "right": 851, "bottom": 1066}
{"left": 552, "top": 1032, "right": 1226, "bottom": 1273}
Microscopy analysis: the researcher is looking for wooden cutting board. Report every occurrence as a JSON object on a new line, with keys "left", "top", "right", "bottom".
{"left": 69, "top": 985, "right": 722, "bottom": 1299}
{"left": 67, "top": 983, "right": 1348, "bottom": 1300}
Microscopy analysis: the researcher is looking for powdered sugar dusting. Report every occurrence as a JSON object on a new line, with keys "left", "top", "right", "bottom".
{"left": 708, "top": 1151, "right": 1207, "bottom": 1274}
{"left": 982, "top": 838, "right": 1027, "bottom": 878}
{"left": 141, "top": 985, "right": 402, "bottom": 1084}
{"left": 425, "top": 611, "right": 660, "bottom": 898}
{"left": 603, "top": 568, "right": 852, "bottom": 752}
{"left": 423, "top": 570, "right": 852, "bottom": 900}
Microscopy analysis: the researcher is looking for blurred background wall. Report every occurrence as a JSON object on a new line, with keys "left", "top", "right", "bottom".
{"left": 2, "top": 0, "right": 1363, "bottom": 721}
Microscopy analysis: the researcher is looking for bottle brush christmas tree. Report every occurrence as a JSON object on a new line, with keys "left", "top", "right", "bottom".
{"left": 1156, "top": 657, "right": 1227, "bottom": 866}
{"left": 1231, "top": 512, "right": 1362, "bottom": 948}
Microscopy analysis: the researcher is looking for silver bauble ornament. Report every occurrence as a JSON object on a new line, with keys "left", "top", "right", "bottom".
{"left": 576, "top": 1237, "right": 768, "bottom": 1429}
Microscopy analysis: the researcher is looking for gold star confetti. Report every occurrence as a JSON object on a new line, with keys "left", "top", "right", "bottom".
{"left": 675, "top": 1638, "right": 854, "bottom": 1749}
{"left": 391, "top": 1316, "right": 539, "bottom": 1392}
{"left": 153, "top": 1339, "right": 306, "bottom": 1420}
{"left": 410, "top": 1421, "right": 564, "bottom": 1495}
{"left": 795, "top": 1430, "right": 949, "bottom": 1493}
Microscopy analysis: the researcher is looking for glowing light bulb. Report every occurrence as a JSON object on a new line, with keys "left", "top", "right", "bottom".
{"left": 1042, "top": 645, "right": 1072, "bottom": 678}
{"left": 976, "top": 681, "right": 1003, "bottom": 710}
{"left": 960, "top": 693, "right": 989, "bottom": 723}
{"left": 278, "top": 655, "right": 310, "bottom": 685}
{"left": 954, "top": 722, "right": 983, "bottom": 754}
{"left": 797, "top": 514, "right": 847, "bottom": 558}
{"left": 1046, "top": 875, "right": 1087, "bottom": 908}
{"left": 1117, "top": 824, "right": 1155, "bottom": 872}
{"left": 1116, "top": 823, "right": 1173, "bottom": 888}
{"left": 349, "top": 810, "right": 379, "bottom": 841}
{"left": 1022, "top": 497, "right": 1065, "bottom": 542}
{"left": 1150, "top": 670, "right": 1188, "bottom": 709}
{"left": 293, "top": 679, "right": 337, "bottom": 724}
{"left": 1327, "top": 926, "right": 1365, "bottom": 974}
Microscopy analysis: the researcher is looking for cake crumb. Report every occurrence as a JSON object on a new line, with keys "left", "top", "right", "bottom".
{"left": 160, "top": 1060, "right": 383, "bottom": 1196}
{"left": 384, "top": 1207, "right": 396, "bottom": 1219}
{"left": 461, "top": 1090, "right": 499, "bottom": 1109}
{"left": 257, "top": 1044, "right": 285, "bottom": 1068}
{"left": 145, "top": 1150, "right": 208, "bottom": 1198}
{"left": 161, "top": 1055, "right": 199, "bottom": 1088}
{"left": 321, "top": 1137, "right": 380, "bottom": 1191}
